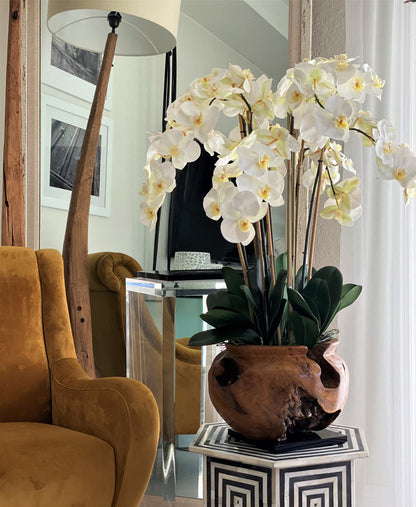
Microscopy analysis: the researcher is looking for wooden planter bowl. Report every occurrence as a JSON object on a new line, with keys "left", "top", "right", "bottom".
{"left": 208, "top": 339, "right": 349, "bottom": 441}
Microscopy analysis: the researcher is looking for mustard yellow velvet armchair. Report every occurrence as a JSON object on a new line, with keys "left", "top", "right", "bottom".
{"left": 88, "top": 252, "right": 202, "bottom": 435}
{"left": 0, "top": 247, "right": 159, "bottom": 507}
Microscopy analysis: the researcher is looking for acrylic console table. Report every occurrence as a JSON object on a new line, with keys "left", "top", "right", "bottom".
{"left": 125, "top": 271, "right": 225, "bottom": 503}
{"left": 190, "top": 422, "right": 368, "bottom": 507}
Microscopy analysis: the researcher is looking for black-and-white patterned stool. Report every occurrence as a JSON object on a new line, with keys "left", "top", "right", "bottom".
{"left": 190, "top": 422, "right": 368, "bottom": 507}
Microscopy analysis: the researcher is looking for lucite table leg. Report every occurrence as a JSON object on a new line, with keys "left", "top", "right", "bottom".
{"left": 162, "top": 296, "right": 176, "bottom": 501}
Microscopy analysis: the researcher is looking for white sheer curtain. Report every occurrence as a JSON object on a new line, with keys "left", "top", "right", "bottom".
{"left": 339, "top": 1, "right": 416, "bottom": 506}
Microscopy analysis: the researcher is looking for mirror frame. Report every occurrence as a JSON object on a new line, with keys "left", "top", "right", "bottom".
{"left": 24, "top": 0, "right": 313, "bottom": 249}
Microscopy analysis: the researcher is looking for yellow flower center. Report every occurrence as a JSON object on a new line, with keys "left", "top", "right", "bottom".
{"left": 209, "top": 202, "right": 221, "bottom": 217}
{"left": 238, "top": 219, "right": 250, "bottom": 232}
{"left": 259, "top": 185, "right": 271, "bottom": 200}
{"left": 194, "top": 114, "right": 203, "bottom": 126}
{"left": 213, "top": 173, "right": 229, "bottom": 184}
{"left": 373, "top": 76, "right": 385, "bottom": 89}
{"left": 169, "top": 146, "right": 179, "bottom": 159}
{"left": 353, "top": 78, "right": 364, "bottom": 91}
{"left": 393, "top": 168, "right": 407, "bottom": 181}
{"left": 383, "top": 142, "right": 394, "bottom": 154}
{"left": 144, "top": 208, "right": 156, "bottom": 220}
{"left": 258, "top": 154, "right": 270, "bottom": 170}
{"left": 153, "top": 181, "right": 166, "bottom": 193}
{"left": 336, "top": 61, "right": 349, "bottom": 71}
{"left": 336, "top": 115, "right": 349, "bottom": 129}
{"left": 291, "top": 90, "right": 301, "bottom": 102}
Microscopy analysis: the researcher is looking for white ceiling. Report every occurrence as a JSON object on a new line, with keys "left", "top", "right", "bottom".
{"left": 180, "top": 0, "right": 289, "bottom": 80}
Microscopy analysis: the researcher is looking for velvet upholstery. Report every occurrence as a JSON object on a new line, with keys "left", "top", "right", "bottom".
{"left": 0, "top": 247, "right": 160, "bottom": 507}
{"left": 88, "top": 252, "right": 202, "bottom": 435}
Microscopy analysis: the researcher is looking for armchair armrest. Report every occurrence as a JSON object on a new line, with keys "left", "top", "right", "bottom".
{"left": 51, "top": 357, "right": 159, "bottom": 507}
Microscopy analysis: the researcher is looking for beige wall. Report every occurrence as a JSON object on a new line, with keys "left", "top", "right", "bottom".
{"left": 312, "top": 0, "right": 346, "bottom": 270}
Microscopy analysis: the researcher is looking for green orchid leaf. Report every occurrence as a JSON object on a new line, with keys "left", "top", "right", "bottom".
{"left": 207, "top": 291, "right": 249, "bottom": 318}
{"left": 248, "top": 259, "right": 263, "bottom": 293}
{"left": 307, "top": 266, "right": 343, "bottom": 330}
{"left": 189, "top": 324, "right": 260, "bottom": 346}
{"left": 206, "top": 291, "right": 231, "bottom": 311}
{"left": 325, "top": 283, "right": 363, "bottom": 327}
{"left": 222, "top": 266, "right": 245, "bottom": 295}
{"left": 240, "top": 284, "right": 265, "bottom": 337}
{"left": 275, "top": 252, "right": 288, "bottom": 275}
{"left": 268, "top": 299, "right": 286, "bottom": 341}
{"left": 338, "top": 283, "right": 362, "bottom": 311}
{"left": 295, "top": 265, "right": 316, "bottom": 291}
{"left": 200, "top": 309, "right": 251, "bottom": 328}
{"left": 268, "top": 269, "right": 287, "bottom": 314}
{"left": 288, "top": 311, "right": 320, "bottom": 348}
{"left": 287, "top": 287, "right": 320, "bottom": 324}
{"left": 302, "top": 278, "right": 331, "bottom": 331}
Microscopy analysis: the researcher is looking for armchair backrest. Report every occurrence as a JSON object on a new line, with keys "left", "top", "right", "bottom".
{"left": 0, "top": 247, "right": 51, "bottom": 422}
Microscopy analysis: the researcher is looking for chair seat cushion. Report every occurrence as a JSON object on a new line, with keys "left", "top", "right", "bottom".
{"left": 0, "top": 422, "right": 115, "bottom": 507}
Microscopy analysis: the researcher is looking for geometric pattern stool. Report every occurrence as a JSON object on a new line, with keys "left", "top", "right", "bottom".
{"left": 190, "top": 422, "right": 368, "bottom": 507}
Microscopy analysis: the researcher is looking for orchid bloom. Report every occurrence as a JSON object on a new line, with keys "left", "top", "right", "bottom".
{"left": 237, "top": 143, "right": 278, "bottom": 179}
{"left": 220, "top": 190, "right": 268, "bottom": 245}
{"left": 314, "top": 95, "right": 354, "bottom": 142}
{"left": 237, "top": 171, "right": 285, "bottom": 207}
{"left": 151, "top": 128, "right": 200, "bottom": 169}
{"left": 377, "top": 145, "right": 416, "bottom": 187}
{"left": 373, "top": 119, "right": 397, "bottom": 166}
{"left": 321, "top": 178, "right": 362, "bottom": 225}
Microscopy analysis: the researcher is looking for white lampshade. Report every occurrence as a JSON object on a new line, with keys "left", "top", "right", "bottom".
{"left": 47, "top": 0, "right": 181, "bottom": 56}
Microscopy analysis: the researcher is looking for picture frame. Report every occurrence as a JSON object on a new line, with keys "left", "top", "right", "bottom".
{"left": 41, "top": 0, "right": 113, "bottom": 110}
{"left": 41, "top": 94, "right": 113, "bottom": 217}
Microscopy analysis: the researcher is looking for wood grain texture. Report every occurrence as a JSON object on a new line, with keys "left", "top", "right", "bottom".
{"left": 208, "top": 340, "right": 348, "bottom": 441}
{"left": 2, "top": 0, "right": 24, "bottom": 246}
{"left": 62, "top": 32, "right": 117, "bottom": 376}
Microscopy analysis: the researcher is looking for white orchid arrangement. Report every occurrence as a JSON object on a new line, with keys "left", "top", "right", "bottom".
{"left": 140, "top": 55, "right": 415, "bottom": 348}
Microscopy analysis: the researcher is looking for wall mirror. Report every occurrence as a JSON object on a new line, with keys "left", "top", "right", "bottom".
{"left": 37, "top": 0, "right": 294, "bottom": 502}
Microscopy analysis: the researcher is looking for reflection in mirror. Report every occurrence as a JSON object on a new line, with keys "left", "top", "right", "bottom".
{"left": 39, "top": 0, "right": 288, "bottom": 502}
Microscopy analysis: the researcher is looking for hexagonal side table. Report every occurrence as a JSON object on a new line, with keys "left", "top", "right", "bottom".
{"left": 190, "top": 422, "right": 368, "bottom": 507}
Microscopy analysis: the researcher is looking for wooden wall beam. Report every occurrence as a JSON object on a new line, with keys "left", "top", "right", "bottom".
{"left": 2, "top": 0, "right": 24, "bottom": 246}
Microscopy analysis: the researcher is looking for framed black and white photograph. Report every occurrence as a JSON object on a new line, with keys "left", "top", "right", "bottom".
{"left": 41, "top": 0, "right": 112, "bottom": 109}
{"left": 41, "top": 94, "right": 113, "bottom": 217}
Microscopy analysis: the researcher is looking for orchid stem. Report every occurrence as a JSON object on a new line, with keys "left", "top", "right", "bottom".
{"left": 293, "top": 141, "right": 305, "bottom": 279}
{"left": 265, "top": 207, "right": 275, "bottom": 286}
{"left": 237, "top": 243, "right": 250, "bottom": 288}
{"left": 307, "top": 150, "right": 325, "bottom": 280}
{"left": 255, "top": 221, "right": 266, "bottom": 295}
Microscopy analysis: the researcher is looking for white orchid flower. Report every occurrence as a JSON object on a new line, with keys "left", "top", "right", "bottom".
{"left": 321, "top": 177, "right": 362, "bottom": 225}
{"left": 295, "top": 102, "right": 329, "bottom": 148}
{"left": 153, "top": 129, "right": 200, "bottom": 169}
{"left": 292, "top": 62, "right": 335, "bottom": 99}
{"left": 244, "top": 74, "right": 275, "bottom": 122}
{"left": 362, "top": 64, "right": 385, "bottom": 99}
{"left": 237, "top": 171, "right": 285, "bottom": 207}
{"left": 203, "top": 181, "right": 235, "bottom": 220}
{"left": 373, "top": 119, "right": 397, "bottom": 166}
{"left": 237, "top": 143, "right": 278, "bottom": 178}
{"left": 319, "top": 54, "right": 357, "bottom": 84}
{"left": 314, "top": 95, "right": 354, "bottom": 142}
{"left": 174, "top": 102, "right": 220, "bottom": 143}
{"left": 220, "top": 190, "right": 268, "bottom": 245}
{"left": 376, "top": 145, "right": 416, "bottom": 187}
{"left": 337, "top": 69, "right": 371, "bottom": 103}
{"left": 144, "top": 159, "right": 176, "bottom": 204}
{"left": 139, "top": 193, "right": 165, "bottom": 231}
{"left": 255, "top": 126, "right": 301, "bottom": 159}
